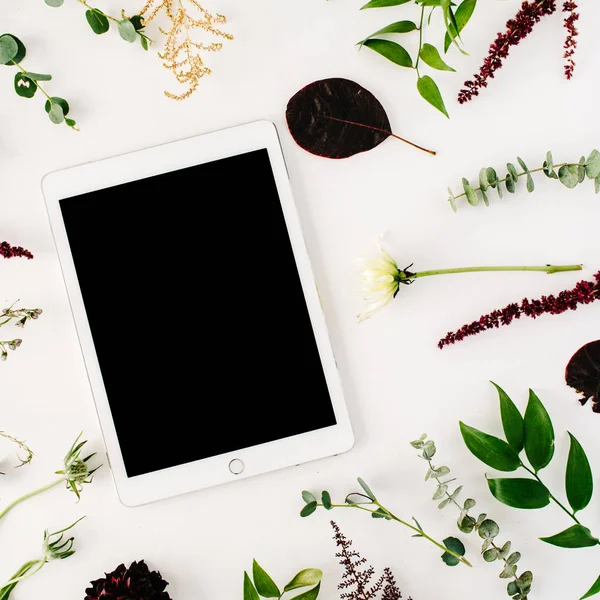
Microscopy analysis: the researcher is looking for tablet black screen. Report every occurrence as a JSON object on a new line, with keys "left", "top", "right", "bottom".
{"left": 59, "top": 148, "right": 337, "bottom": 477}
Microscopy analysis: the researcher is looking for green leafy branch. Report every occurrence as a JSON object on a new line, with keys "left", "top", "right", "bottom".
{"left": 356, "top": 0, "right": 477, "bottom": 117}
{"left": 244, "top": 559, "right": 322, "bottom": 600}
{"left": 460, "top": 382, "right": 600, "bottom": 600}
{"left": 0, "top": 35, "right": 76, "bottom": 129}
{"left": 411, "top": 434, "right": 532, "bottom": 599}
{"left": 45, "top": 0, "right": 152, "bottom": 50}
{"left": 300, "top": 478, "right": 471, "bottom": 567}
{"left": 448, "top": 149, "right": 600, "bottom": 212}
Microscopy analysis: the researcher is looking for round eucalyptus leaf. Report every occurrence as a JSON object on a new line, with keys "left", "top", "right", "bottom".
{"left": 48, "top": 102, "right": 65, "bottom": 124}
{"left": 130, "top": 15, "right": 145, "bottom": 30}
{"left": 482, "top": 547, "right": 499, "bottom": 562}
{"left": 321, "top": 490, "right": 332, "bottom": 510}
{"left": 45, "top": 0, "right": 65, "bottom": 7}
{"left": 44, "top": 96, "right": 70, "bottom": 117}
{"left": 301, "top": 490, "right": 316, "bottom": 504}
{"left": 14, "top": 73, "right": 37, "bottom": 98}
{"left": 0, "top": 34, "right": 25, "bottom": 65}
{"left": 478, "top": 519, "right": 499, "bottom": 540}
{"left": 118, "top": 19, "right": 137, "bottom": 43}
{"left": 300, "top": 501, "right": 317, "bottom": 518}
{"left": 86, "top": 9, "right": 110, "bottom": 35}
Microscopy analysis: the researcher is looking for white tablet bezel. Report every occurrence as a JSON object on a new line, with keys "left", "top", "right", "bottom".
{"left": 42, "top": 120, "right": 354, "bottom": 507}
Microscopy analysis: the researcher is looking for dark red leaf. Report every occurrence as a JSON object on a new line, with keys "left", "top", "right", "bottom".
{"left": 285, "top": 77, "right": 435, "bottom": 159}
{"left": 565, "top": 340, "right": 600, "bottom": 412}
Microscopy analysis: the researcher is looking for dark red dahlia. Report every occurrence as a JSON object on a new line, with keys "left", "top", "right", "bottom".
{"left": 84, "top": 560, "right": 172, "bottom": 600}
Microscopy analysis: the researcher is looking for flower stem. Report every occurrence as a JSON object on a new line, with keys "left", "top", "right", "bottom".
{"left": 0, "top": 478, "right": 63, "bottom": 522}
{"left": 414, "top": 6, "right": 426, "bottom": 76}
{"left": 407, "top": 264, "right": 582, "bottom": 280}
{"left": 323, "top": 502, "right": 472, "bottom": 567}
{"left": 0, "top": 561, "right": 40, "bottom": 599}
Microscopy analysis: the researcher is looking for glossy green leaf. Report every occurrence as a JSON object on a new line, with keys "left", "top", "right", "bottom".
{"left": 523, "top": 389, "right": 555, "bottom": 472}
{"left": 459, "top": 422, "right": 520, "bottom": 471}
{"left": 65, "top": 118, "right": 77, "bottom": 128}
{"left": 566, "top": 432, "right": 593, "bottom": 513}
{"left": 416, "top": 75, "right": 448, "bottom": 118}
{"left": 363, "top": 39, "right": 412, "bottom": 68}
{"left": 358, "top": 21, "right": 417, "bottom": 46}
{"left": 558, "top": 164, "right": 580, "bottom": 189}
{"left": 300, "top": 501, "right": 317, "bottom": 517}
{"left": 130, "top": 15, "right": 145, "bottom": 30}
{"left": 361, "top": 0, "right": 411, "bottom": 7}
{"left": 14, "top": 73, "right": 37, "bottom": 98}
{"left": 302, "top": 491, "right": 316, "bottom": 504}
{"left": 440, "top": 536, "right": 465, "bottom": 567}
{"left": 45, "top": 96, "right": 70, "bottom": 117}
{"left": 86, "top": 9, "right": 110, "bottom": 34}
{"left": 492, "top": 382, "right": 523, "bottom": 453}
{"left": 444, "top": 0, "right": 476, "bottom": 52}
{"left": 289, "top": 582, "right": 321, "bottom": 600}
{"left": 321, "top": 491, "right": 332, "bottom": 510}
{"left": 357, "top": 477, "right": 376, "bottom": 500}
{"left": 581, "top": 575, "right": 600, "bottom": 599}
{"left": 540, "top": 524, "right": 599, "bottom": 548}
{"left": 586, "top": 150, "right": 600, "bottom": 179}
{"left": 243, "top": 572, "right": 260, "bottom": 600}
{"left": 118, "top": 19, "right": 137, "bottom": 43}
{"left": 419, "top": 43, "right": 455, "bottom": 71}
{"left": 141, "top": 35, "right": 149, "bottom": 51}
{"left": 284, "top": 569, "right": 323, "bottom": 592}
{"left": 0, "top": 35, "right": 18, "bottom": 64}
{"left": 252, "top": 560, "right": 280, "bottom": 598}
{"left": 487, "top": 477, "right": 550, "bottom": 509}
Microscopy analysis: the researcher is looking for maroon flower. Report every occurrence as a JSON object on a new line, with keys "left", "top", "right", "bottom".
{"left": 438, "top": 270, "right": 600, "bottom": 348}
{"left": 84, "top": 560, "right": 172, "bottom": 600}
{"left": 0, "top": 241, "right": 33, "bottom": 260}
{"left": 458, "top": 0, "right": 557, "bottom": 104}
{"left": 562, "top": 1, "right": 579, "bottom": 79}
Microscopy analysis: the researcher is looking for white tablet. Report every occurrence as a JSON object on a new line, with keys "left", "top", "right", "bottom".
{"left": 42, "top": 120, "right": 354, "bottom": 507}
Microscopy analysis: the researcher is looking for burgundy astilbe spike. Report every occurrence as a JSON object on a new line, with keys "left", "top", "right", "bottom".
{"left": 0, "top": 241, "right": 33, "bottom": 260}
{"left": 331, "top": 520, "right": 409, "bottom": 600}
{"left": 562, "top": 1, "right": 579, "bottom": 79}
{"left": 458, "top": 0, "right": 556, "bottom": 104}
{"left": 438, "top": 271, "right": 600, "bottom": 348}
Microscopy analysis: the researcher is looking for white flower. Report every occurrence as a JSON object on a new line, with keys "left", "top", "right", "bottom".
{"left": 357, "top": 241, "right": 401, "bottom": 322}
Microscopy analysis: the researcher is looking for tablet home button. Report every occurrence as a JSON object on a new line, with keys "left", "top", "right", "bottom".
{"left": 229, "top": 459, "right": 245, "bottom": 475}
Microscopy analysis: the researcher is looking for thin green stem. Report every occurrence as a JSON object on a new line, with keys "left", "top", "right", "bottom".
{"left": 77, "top": 0, "right": 120, "bottom": 22}
{"left": 1, "top": 560, "right": 44, "bottom": 588}
{"left": 414, "top": 5, "right": 426, "bottom": 76}
{"left": 452, "top": 163, "right": 585, "bottom": 202}
{"left": 0, "top": 478, "right": 63, "bottom": 522}
{"left": 521, "top": 464, "right": 581, "bottom": 525}
{"left": 405, "top": 264, "right": 582, "bottom": 280}
{"left": 323, "top": 502, "right": 472, "bottom": 566}
{"left": 0, "top": 560, "right": 40, "bottom": 599}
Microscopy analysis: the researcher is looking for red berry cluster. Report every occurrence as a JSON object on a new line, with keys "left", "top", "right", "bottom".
{"left": 563, "top": 1, "right": 579, "bottom": 80}
{"left": 0, "top": 241, "right": 33, "bottom": 260}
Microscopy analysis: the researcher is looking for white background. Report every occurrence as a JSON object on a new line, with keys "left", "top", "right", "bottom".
{"left": 2, "top": 1, "right": 600, "bottom": 598}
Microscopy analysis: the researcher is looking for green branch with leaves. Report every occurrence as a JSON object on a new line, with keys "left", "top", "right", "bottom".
{"left": 300, "top": 477, "right": 471, "bottom": 567}
{"left": 356, "top": 0, "right": 476, "bottom": 117}
{"left": 447, "top": 149, "right": 600, "bottom": 211}
{"left": 460, "top": 382, "right": 600, "bottom": 600}
{"left": 411, "top": 433, "right": 532, "bottom": 600}
{"left": 243, "top": 560, "right": 322, "bottom": 600}
{"left": 0, "top": 35, "right": 76, "bottom": 129}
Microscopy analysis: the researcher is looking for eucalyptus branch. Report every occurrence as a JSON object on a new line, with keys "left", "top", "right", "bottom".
{"left": 448, "top": 149, "right": 600, "bottom": 211}
{"left": 0, "top": 433, "right": 100, "bottom": 523}
{"left": 0, "top": 34, "right": 76, "bottom": 129}
{"left": 411, "top": 434, "right": 532, "bottom": 600}
{"left": 300, "top": 478, "right": 472, "bottom": 567}
{"left": 0, "top": 431, "right": 33, "bottom": 471}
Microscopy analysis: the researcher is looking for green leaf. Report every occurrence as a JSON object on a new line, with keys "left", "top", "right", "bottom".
{"left": 478, "top": 168, "right": 489, "bottom": 191}
{"left": 543, "top": 151, "right": 558, "bottom": 178}
{"left": 517, "top": 157, "right": 530, "bottom": 174}
{"left": 419, "top": 43, "right": 455, "bottom": 71}
{"left": 252, "top": 560, "right": 280, "bottom": 598}
{"left": 284, "top": 569, "right": 322, "bottom": 592}
{"left": 507, "top": 163, "right": 518, "bottom": 181}
{"left": 558, "top": 164, "right": 580, "bottom": 189}
{"left": 462, "top": 178, "right": 478, "bottom": 206}
{"left": 300, "top": 501, "right": 318, "bottom": 517}
{"left": 363, "top": 39, "right": 412, "bottom": 68}
{"left": 23, "top": 71, "right": 52, "bottom": 82}
{"left": 478, "top": 519, "right": 499, "bottom": 539}
{"left": 506, "top": 175, "right": 515, "bottom": 193}
{"left": 526, "top": 173, "right": 535, "bottom": 192}
{"left": 130, "top": 15, "right": 145, "bottom": 30}
{"left": 243, "top": 572, "right": 260, "bottom": 600}
{"left": 118, "top": 19, "right": 137, "bottom": 43}
{"left": 416, "top": 75, "right": 449, "bottom": 118}
{"left": 0, "top": 34, "right": 19, "bottom": 64}
{"left": 540, "top": 524, "right": 599, "bottom": 548}
{"left": 371, "top": 507, "right": 392, "bottom": 519}
{"left": 459, "top": 422, "right": 520, "bottom": 471}
{"left": 86, "top": 9, "right": 110, "bottom": 34}
{"left": 566, "top": 432, "right": 593, "bottom": 513}
{"left": 357, "top": 477, "right": 376, "bottom": 500}
{"left": 441, "top": 536, "right": 465, "bottom": 567}
{"left": 360, "top": 0, "right": 411, "bottom": 7}
{"left": 45, "top": 0, "right": 64, "bottom": 6}
{"left": 45, "top": 96, "right": 70, "bottom": 117}
{"left": 487, "top": 477, "right": 550, "bottom": 509}
{"left": 14, "top": 73, "right": 37, "bottom": 98}
{"left": 596, "top": 176, "right": 600, "bottom": 194}
{"left": 581, "top": 575, "right": 600, "bottom": 599}
{"left": 65, "top": 118, "right": 77, "bottom": 128}
{"left": 321, "top": 491, "right": 332, "bottom": 510}
{"left": 48, "top": 103, "right": 65, "bottom": 124}
{"left": 358, "top": 21, "right": 417, "bottom": 45}
{"left": 523, "top": 389, "right": 555, "bottom": 472}
{"left": 443, "top": 0, "right": 476, "bottom": 52}
{"left": 586, "top": 150, "right": 600, "bottom": 179}
{"left": 492, "top": 382, "right": 524, "bottom": 453}
{"left": 486, "top": 167, "right": 498, "bottom": 187}
{"left": 289, "top": 582, "right": 321, "bottom": 600}
{"left": 482, "top": 547, "right": 499, "bottom": 562}
{"left": 579, "top": 155, "right": 586, "bottom": 183}
{"left": 141, "top": 35, "right": 149, "bottom": 51}
{"left": 302, "top": 491, "right": 316, "bottom": 504}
